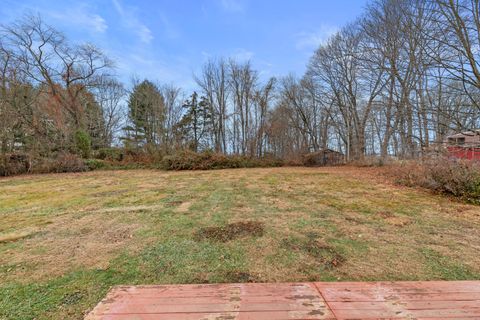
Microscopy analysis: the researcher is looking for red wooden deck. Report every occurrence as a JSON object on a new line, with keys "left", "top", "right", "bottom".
{"left": 86, "top": 281, "right": 480, "bottom": 319}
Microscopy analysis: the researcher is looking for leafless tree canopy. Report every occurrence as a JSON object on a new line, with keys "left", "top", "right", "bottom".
{"left": 1, "top": 1, "right": 480, "bottom": 163}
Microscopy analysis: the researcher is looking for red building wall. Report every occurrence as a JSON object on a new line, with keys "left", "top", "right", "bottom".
{"left": 447, "top": 146, "right": 480, "bottom": 160}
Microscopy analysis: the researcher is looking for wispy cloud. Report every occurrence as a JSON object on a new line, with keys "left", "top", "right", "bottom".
{"left": 295, "top": 25, "right": 338, "bottom": 51}
{"left": 231, "top": 48, "right": 254, "bottom": 61}
{"left": 113, "top": 47, "right": 195, "bottom": 90}
{"left": 41, "top": 3, "right": 107, "bottom": 33}
{"left": 112, "top": 0, "right": 153, "bottom": 44}
{"left": 219, "top": 0, "right": 245, "bottom": 13}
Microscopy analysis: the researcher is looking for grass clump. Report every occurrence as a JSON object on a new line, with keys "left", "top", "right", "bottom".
{"left": 194, "top": 221, "right": 265, "bottom": 242}
{"left": 421, "top": 248, "right": 478, "bottom": 280}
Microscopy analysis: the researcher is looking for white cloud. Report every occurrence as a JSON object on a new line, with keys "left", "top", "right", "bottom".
{"left": 219, "top": 0, "right": 245, "bottom": 13}
{"left": 295, "top": 25, "right": 338, "bottom": 51}
{"left": 47, "top": 4, "right": 107, "bottom": 33}
{"left": 113, "top": 48, "right": 195, "bottom": 90}
{"left": 112, "top": 0, "right": 153, "bottom": 44}
{"left": 231, "top": 48, "right": 254, "bottom": 61}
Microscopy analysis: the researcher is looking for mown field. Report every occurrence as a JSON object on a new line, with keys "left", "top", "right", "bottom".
{"left": 1, "top": 167, "right": 480, "bottom": 319}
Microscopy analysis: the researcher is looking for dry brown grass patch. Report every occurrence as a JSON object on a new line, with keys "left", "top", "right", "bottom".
{"left": 0, "top": 230, "right": 36, "bottom": 243}
{"left": 223, "top": 270, "right": 260, "bottom": 283}
{"left": 376, "top": 211, "right": 412, "bottom": 227}
{"left": 175, "top": 201, "right": 192, "bottom": 213}
{"left": 0, "top": 212, "right": 143, "bottom": 281}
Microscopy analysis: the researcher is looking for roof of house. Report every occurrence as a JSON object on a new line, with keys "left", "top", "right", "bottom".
{"left": 448, "top": 130, "right": 480, "bottom": 138}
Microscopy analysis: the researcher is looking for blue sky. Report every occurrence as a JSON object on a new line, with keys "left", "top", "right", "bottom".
{"left": 1, "top": 0, "right": 368, "bottom": 90}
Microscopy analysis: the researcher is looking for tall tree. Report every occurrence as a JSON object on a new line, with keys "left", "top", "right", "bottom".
{"left": 125, "top": 80, "right": 165, "bottom": 149}
{"left": 176, "top": 92, "right": 212, "bottom": 152}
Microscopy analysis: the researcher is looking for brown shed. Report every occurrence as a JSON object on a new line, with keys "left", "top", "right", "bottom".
{"left": 302, "top": 149, "right": 344, "bottom": 167}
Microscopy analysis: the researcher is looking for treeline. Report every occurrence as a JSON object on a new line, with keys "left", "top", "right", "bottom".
{"left": 296, "top": 0, "right": 480, "bottom": 160}
{"left": 123, "top": 62, "right": 277, "bottom": 158}
{"left": 121, "top": 0, "right": 480, "bottom": 162}
{"left": 1, "top": 0, "right": 480, "bottom": 175}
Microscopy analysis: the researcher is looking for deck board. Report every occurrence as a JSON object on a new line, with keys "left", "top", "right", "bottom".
{"left": 86, "top": 281, "right": 480, "bottom": 319}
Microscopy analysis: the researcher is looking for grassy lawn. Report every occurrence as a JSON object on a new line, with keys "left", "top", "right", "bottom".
{"left": 1, "top": 167, "right": 480, "bottom": 319}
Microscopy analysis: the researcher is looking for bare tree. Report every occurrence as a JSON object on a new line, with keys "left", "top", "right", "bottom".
{"left": 160, "top": 84, "right": 184, "bottom": 153}
{"left": 93, "top": 77, "right": 126, "bottom": 146}
{"left": 308, "top": 23, "right": 386, "bottom": 160}
{"left": 253, "top": 77, "right": 276, "bottom": 157}
{"left": 195, "top": 58, "right": 229, "bottom": 152}
{"left": 228, "top": 60, "right": 258, "bottom": 155}
{"left": 1, "top": 15, "right": 112, "bottom": 135}
{"left": 430, "top": 0, "right": 480, "bottom": 88}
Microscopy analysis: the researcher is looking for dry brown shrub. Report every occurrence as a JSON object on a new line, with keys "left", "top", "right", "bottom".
{"left": 388, "top": 157, "right": 480, "bottom": 204}
{"left": 161, "top": 150, "right": 283, "bottom": 170}
{"left": 0, "top": 153, "right": 31, "bottom": 176}
{"left": 34, "top": 152, "right": 86, "bottom": 174}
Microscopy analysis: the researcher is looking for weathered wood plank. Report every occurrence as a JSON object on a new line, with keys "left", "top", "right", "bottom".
{"left": 89, "top": 312, "right": 337, "bottom": 320}
{"left": 86, "top": 281, "right": 480, "bottom": 320}
{"left": 329, "top": 300, "right": 480, "bottom": 310}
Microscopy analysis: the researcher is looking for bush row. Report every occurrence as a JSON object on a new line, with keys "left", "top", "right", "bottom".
{"left": 388, "top": 157, "right": 480, "bottom": 204}
{"left": 0, "top": 149, "right": 284, "bottom": 176}
{"left": 160, "top": 150, "right": 284, "bottom": 170}
{"left": 0, "top": 152, "right": 88, "bottom": 176}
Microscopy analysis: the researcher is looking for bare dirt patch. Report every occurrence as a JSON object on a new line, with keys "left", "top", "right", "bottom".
{"left": 175, "top": 201, "right": 192, "bottom": 213}
{"left": 377, "top": 211, "right": 412, "bottom": 227}
{"left": 165, "top": 200, "right": 182, "bottom": 207}
{"left": 194, "top": 221, "right": 264, "bottom": 242}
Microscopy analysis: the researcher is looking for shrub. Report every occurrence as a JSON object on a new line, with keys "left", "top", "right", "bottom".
{"left": 389, "top": 157, "right": 480, "bottom": 204}
{"left": 121, "top": 148, "right": 160, "bottom": 165}
{"left": 160, "top": 150, "right": 283, "bottom": 170}
{"left": 84, "top": 159, "right": 108, "bottom": 171}
{"left": 423, "top": 158, "right": 480, "bottom": 202}
{"left": 94, "top": 147, "right": 124, "bottom": 161}
{"left": 301, "top": 150, "right": 344, "bottom": 167}
{"left": 0, "top": 152, "right": 90, "bottom": 176}
{"left": 54, "top": 153, "right": 87, "bottom": 173}
{"left": 350, "top": 156, "right": 391, "bottom": 167}
{"left": 0, "top": 154, "right": 31, "bottom": 176}
{"left": 74, "top": 130, "right": 91, "bottom": 158}
{"left": 283, "top": 158, "right": 304, "bottom": 167}
{"left": 35, "top": 152, "right": 87, "bottom": 174}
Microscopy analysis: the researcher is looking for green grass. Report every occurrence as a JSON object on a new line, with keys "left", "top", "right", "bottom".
{"left": 0, "top": 167, "right": 479, "bottom": 319}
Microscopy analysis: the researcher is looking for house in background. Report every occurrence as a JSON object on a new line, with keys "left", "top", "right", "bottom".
{"left": 445, "top": 130, "right": 480, "bottom": 160}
